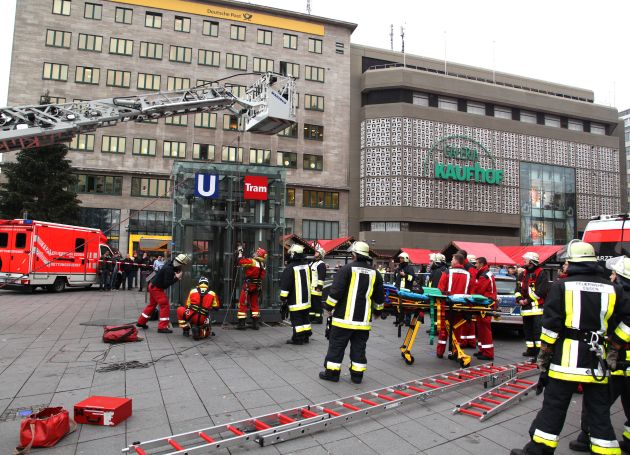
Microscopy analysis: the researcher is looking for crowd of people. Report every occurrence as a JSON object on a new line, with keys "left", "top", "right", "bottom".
{"left": 97, "top": 250, "right": 166, "bottom": 292}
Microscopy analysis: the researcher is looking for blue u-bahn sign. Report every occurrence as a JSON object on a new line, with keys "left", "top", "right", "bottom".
{"left": 194, "top": 173, "right": 219, "bottom": 198}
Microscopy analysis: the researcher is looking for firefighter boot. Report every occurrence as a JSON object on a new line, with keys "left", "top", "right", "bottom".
{"left": 350, "top": 371, "right": 363, "bottom": 384}
{"left": 237, "top": 319, "right": 246, "bottom": 330}
{"left": 318, "top": 369, "right": 340, "bottom": 383}
{"left": 182, "top": 328, "right": 190, "bottom": 337}
{"left": 522, "top": 347, "right": 535, "bottom": 357}
{"left": 568, "top": 431, "right": 589, "bottom": 452}
{"left": 191, "top": 326, "right": 199, "bottom": 340}
{"left": 619, "top": 438, "right": 630, "bottom": 453}
{"left": 251, "top": 318, "right": 259, "bottom": 330}
{"left": 510, "top": 441, "right": 553, "bottom": 455}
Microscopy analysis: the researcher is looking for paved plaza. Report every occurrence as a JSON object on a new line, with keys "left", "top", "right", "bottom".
{"left": 0, "top": 288, "right": 626, "bottom": 455}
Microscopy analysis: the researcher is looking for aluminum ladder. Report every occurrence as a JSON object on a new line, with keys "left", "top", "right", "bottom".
{"left": 122, "top": 361, "right": 535, "bottom": 454}
{"left": 453, "top": 364, "right": 539, "bottom": 421}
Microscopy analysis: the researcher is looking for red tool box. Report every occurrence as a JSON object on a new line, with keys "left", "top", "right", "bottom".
{"left": 74, "top": 396, "right": 132, "bottom": 426}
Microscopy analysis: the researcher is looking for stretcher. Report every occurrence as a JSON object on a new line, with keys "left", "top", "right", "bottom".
{"left": 384, "top": 285, "right": 499, "bottom": 367}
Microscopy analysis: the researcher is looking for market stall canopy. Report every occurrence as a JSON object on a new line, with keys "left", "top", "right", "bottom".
{"left": 315, "top": 236, "right": 354, "bottom": 255}
{"left": 280, "top": 234, "right": 315, "bottom": 254}
{"left": 441, "top": 241, "right": 516, "bottom": 266}
{"left": 498, "top": 245, "right": 564, "bottom": 266}
{"left": 139, "top": 238, "right": 170, "bottom": 252}
{"left": 394, "top": 248, "right": 434, "bottom": 265}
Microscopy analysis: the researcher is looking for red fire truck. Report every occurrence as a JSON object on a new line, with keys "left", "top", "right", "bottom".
{"left": 582, "top": 214, "right": 630, "bottom": 261}
{"left": 0, "top": 219, "right": 113, "bottom": 292}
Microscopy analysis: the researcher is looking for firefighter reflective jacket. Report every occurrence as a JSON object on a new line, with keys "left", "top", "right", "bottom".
{"left": 280, "top": 258, "right": 311, "bottom": 312}
{"left": 325, "top": 258, "right": 385, "bottom": 330}
{"left": 515, "top": 266, "right": 549, "bottom": 316}
{"left": 428, "top": 263, "right": 448, "bottom": 288}
{"left": 539, "top": 261, "right": 630, "bottom": 383}
{"left": 395, "top": 263, "right": 415, "bottom": 291}
{"left": 239, "top": 258, "right": 266, "bottom": 290}
{"left": 610, "top": 276, "right": 630, "bottom": 377}
{"left": 309, "top": 259, "right": 326, "bottom": 296}
{"left": 437, "top": 264, "right": 471, "bottom": 295}
{"left": 180, "top": 288, "right": 220, "bottom": 326}
{"left": 474, "top": 265, "right": 497, "bottom": 307}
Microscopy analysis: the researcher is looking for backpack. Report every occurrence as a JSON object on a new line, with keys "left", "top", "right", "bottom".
{"left": 102, "top": 325, "right": 141, "bottom": 343}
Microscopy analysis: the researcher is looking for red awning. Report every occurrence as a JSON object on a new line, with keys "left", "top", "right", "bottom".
{"left": 444, "top": 241, "right": 516, "bottom": 266}
{"left": 395, "top": 248, "right": 434, "bottom": 265}
{"left": 316, "top": 236, "right": 354, "bottom": 254}
{"left": 499, "top": 245, "right": 564, "bottom": 266}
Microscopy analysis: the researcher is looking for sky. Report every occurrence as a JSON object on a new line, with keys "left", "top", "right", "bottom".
{"left": 0, "top": 0, "right": 629, "bottom": 110}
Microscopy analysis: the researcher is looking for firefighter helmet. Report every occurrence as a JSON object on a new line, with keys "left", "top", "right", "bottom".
{"left": 287, "top": 244, "right": 304, "bottom": 258}
{"left": 255, "top": 247, "right": 267, "bottom": 261}
{"left": 522, "top": 252, "right": 540, "bottom": 266}
{"left": 564, "top": 240, "right": 596, "bottom": 263}
{"left": 399, "top": 252, "right": 410, "bottom": 263}
{"left": 315, "top": 246, "right": 326, "bottom": 258}
{"left": 468, "top": 254, "right": 477, "bottom": 265}
{"left": 174, "top": 253, "right": 191, "bottom": 266}
{"left": 351, "top": 241, "right": 370, "bottom": 258}
{"left": 434, "top": 253, "right": 446, "bottom": 263}
{"left": 197, "top": 276, "right": 210, "bottom": 295}
{"left": 606, "top": 256, "right": 630, "bottom": 280}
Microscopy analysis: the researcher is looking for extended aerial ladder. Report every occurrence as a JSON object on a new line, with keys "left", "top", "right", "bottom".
{"left": 0, "top": 72, "right": 296, "bottom": 153}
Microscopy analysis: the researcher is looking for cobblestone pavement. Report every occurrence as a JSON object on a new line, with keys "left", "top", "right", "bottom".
{"left": 0, "top": 288, "right": 625, "bottom": 454}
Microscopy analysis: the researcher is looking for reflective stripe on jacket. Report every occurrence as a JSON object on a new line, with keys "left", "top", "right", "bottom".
{"left": 280, "top": 259, "right": 311, "bottom": 312}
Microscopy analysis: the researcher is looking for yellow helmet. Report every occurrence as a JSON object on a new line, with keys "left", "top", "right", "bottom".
{"left": 174, "top": 253, "right": 191, "bottom": 266}
{"left": 564, "top": 240, "right": 596, "bottom": 263}
{"left": 607, "top": 256, "right": 630, "bottom": 280}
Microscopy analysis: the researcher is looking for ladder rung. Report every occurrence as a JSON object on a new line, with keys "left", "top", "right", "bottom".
{"left": 301, "top": 409, "right": 319, "bottom": 419}
{"left": 515, "top": 379, "right": 535, "bottom": 385}
{"left": 458, "top": 408, "right": 483, "bottom": 417}
{"left": 498, "top": 387, "right": 518, "bottom": 394}
{"left": 392, "top": 389, "right": 411, "bottom": 397}
{"left": 199, "top": 432, "right": 215, "bottom": 443}
{"left": 470, "top": 402, "right": 492, "bottom": 411}
{"left": 480, "top": 397, "right": 502, "bottom": 405}
{"left": 446, "top": 376, "right": 464, "bottom": 382}
{"left": 360, "top": 398, "right": 378, "bottom": 406}
{"left": 420, "top": 382, "right": 439, "bottom": 389}
{"left": 322, "top": 407, "right": 341, "bottom": 417}
{"left": 133, "top": 447, "right": 147, "bottom": 455}
{"left": 376, "top": 393, "right": 394, "bottom": 401}
{"left": 459, "top": 373, "right": 475, "bottom": 379}
{"left": 491, "top": 392, "right": 512, "bottom": 399}
{"left": 507, "top": 383, "right": 527, "bottom": 390}
{"left": 342, "top": 402, "right": 360, "bottom": 411}
{"left": 168, "top": 439, "right": 184, "bottom": 451}
{"left": 435, "top": 379, "right": 451, "bottom": 385}
{"left": 227, "top": 425, "right": 245, "bottom": 436}
{"left": 278, "top": 413, "right": 295, "bottom": 424}
{"left": 407, "top": 385, "right": 426, "bottom": 393}
{"left": 254, "top": 420, "right": 272, "bottom": 431}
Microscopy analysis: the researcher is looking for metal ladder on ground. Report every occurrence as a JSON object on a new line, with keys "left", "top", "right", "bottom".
{"left": 453, "top": 363, "right": 539, "bottom": 421}
{"left": 121, "top": 361, "right": 536, "bottom": 454}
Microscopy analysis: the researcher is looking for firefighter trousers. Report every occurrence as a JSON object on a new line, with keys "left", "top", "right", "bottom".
{"left": 310, "top": 294, "right": 322, "bottom": 318}
{"left": 475, "top": 314, "right": 494, "bottom": 358}
{"left": 525, "top": 377, "right": 619, "bottom": 454}
{"left": 522, "top": 315, "right": 542, "bottom": 351}
{"left": 289, "top": 309, "right": 312, "bottom": 342}
{"left": 458, "top": 319, "right": 477, "bottom": 348}
{"left": 238, "top": 285, "right": 260, "bottom": 319}
{"left": 324, "top": 326, "right": 369, "bottom": 379}
{"left": 138, "top": 284, "right": 170, "bottom": 330}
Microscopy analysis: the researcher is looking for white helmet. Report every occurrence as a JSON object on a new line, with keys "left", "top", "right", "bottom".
{"left": 606, "top": 256, "right": 630, "bottom": 280}
{"left": 173, "top": 253, "right": 191, "bottom": 266}
{"left": 351, "top": 241, "right": 370, "bottom": 258}
{"left": 522, "top": 252, "right": 540, "bottom": 266}
{"left": 468, "top": 254, "right": 477, "bottom": 265}
{"left": 434, "top": 253, "right": 446, "bottom": 263}
{"left": 315, "top": 246, "right": 326, "bottom": 258}
{"left": 399, "top": 252, "right": 410, "bottom": 263}
{"left": 429, "top": 253, "right": 436, "bottom": 262}
{"left": 563, "top": 240, "right": 596, "bottom": 263}
{"left": 287, "top": 244, "right": 304, "bottom": 258}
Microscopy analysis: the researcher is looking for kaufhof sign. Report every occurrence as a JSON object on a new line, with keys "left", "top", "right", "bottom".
{"left": 427, "top": 135, "right": 504, "bottom": 185}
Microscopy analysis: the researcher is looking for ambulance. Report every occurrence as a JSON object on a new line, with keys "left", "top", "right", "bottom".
{"left": 582, "top": 214, "right": 630, "bottom": 261}
{"left": 0, "top": 219, "right": 113, "bottom": 292}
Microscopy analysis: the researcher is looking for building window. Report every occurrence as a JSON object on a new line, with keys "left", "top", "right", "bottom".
{"left": 69, "top": 133, "right": 95, "bottom": 151}
{"left": 253, "top": 57, "right": 274, "bottom": 73}
{"left": 249, "top": 148, "right": 271, "bottom": 165}
{"left": 84, "top": 2, "right": 102, "bottom": 20}
{"left": 109, "top": 37, "right": 133, "bottom": 56}
{"left": 52, "top": 0, "right": 71, "bottom": 16}
{"left": 412, "top": 92, "right": 429, "bottom": 106}
{"left": 45, "top": 29, "right": 71, "bottom": 48}
{"left": 257, "top": 29, "right": 272, "bottom": 45}
{"left": 78, "top": 33, "right": 102, "bottom": 52}
{"left": 193, "top": 143, "right": 215, "bottom": 160}
{"left": 75, "top": 66, "right": 100, "bottom": 84}
{"left": 467, "top": 101, "right": 485, "bottom": 115}
{"left": 568, "top": 119, "right": 584, "bottom": 132}
{"left": 304, "top": 94, "right": 324, "bottom": 111}
{"left": 285, "top": 218, "right": 294, "bottom": 234}
{"left": 437, "top": 96, "right": 457, "bottom": 111}
{"left": 115, "top": 7, "right": 132, "bottom": 24}
{"left": 128, "top": 210, "right": 172, "bottom": 236}
{"left": 286, "top": 188, "right": 295, "bottom": 206}
{"left": 78, "top": 208, "right": 120, "bottom": 250}
{"left": 202, "top": 20, "right": 218, "bottom": 37}
{"left": 277, "top": 151, "right": 297, "bottom": 168}
{"left": 230, "top": 24, "right": 246, "bottom": 41}
{"left": 279, "top": 61, "right": 299, "bottom": 78}
{"left": 303, "top": 190, "right": 339, "bottom": 209}
{"left": 308, "top": 38, "right": 322, "bottom": 54}
{"left": 169, "top": 45, "right": 192, "bottom": 63}
{"left": 194, "top": 112, "right": 217, "bottom": 129}
{"left": 283, "top": 33, "right": 297, "bottom": 49}
{"left": 132, "top": 138, "right": 157, "bottom": 156}
{"left": 520, "top": 110, "right": 537, "bottom": 124}
{"left": 76, "top": 174, "right": 123, "bottom": 195}
{"left": 222, "top": 146, "right": 243, "bottom": 162}
{"left": 520, "top": 162, "right": 576, "bottom": 245}
{"left": 137, "top": 73, "right": 160, "bottom": 91}
{"left": 278, "top": 124, "right": 298, "bottom": 138}
{"left": 591, "top": 123, "right": 606, "bottom": 135}
{"left": 174, "top": 15, "right": 191, "bottom": 32}
{"left": 106, "top": 69, "right": 130, "bottom": 88}
{"left": 145, "top": 11, "right": 162, "bottom": 28}
{"left": 335, "top": 42, "right": 345, "bottom": 54}
{"left": 305, "top": 65, "right": 325, "bottom": 82}
{"left": 139, "top": 41, "right": 162, "bottom": 59}
{"left": 163, "top": 141, "right": 186, "bottom": 158}
{"left": 544, "top": 114, "right": 561, "bottom": 128}
{"left": 494, "top": 106, "right": 511, "bottom": 119}
{"left": 131, "top": 177, "right": 171, "bottom": 198}
{"left": 165, "top": 114, "right": 188, "bottom": 126}
{"left": 40, "top": 95, "right": 66, "bottom": 104}
{"left": 167, "top": 76, "right": 190, "bottom": 91}
{"left": 303, "top": 154, "right": 323, "bottom": 170}
{"left": 101, "top": 135, "right": 126, "bottom": 153}
{"left": 198, "top": 49, "right": 220, "bottom": 67}
{"left": 223, "top": 114, "right": 244, "bottom": 131}
{"left": 226, "top": 53, "right": 247, "bottom": 70}
{"left": 304, "top": 124, "right": 324, "bottom": 141}
{"left": 42, "top": 62, "right": 68, "bottom": 81}
{"left": 302, "top": 219, "right": 338, "bottom": 240}
{"left": 225, "top": 84, "right": 246, "bottom": 98}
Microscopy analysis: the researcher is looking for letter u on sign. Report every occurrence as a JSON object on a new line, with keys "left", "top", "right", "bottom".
{"left": 194, "top": 173, "right": 219, "bottom": 198}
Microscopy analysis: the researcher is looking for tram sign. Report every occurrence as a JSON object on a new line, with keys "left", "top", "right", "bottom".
{"left": 244, "top": 175, "right": 268, "bottom": 200}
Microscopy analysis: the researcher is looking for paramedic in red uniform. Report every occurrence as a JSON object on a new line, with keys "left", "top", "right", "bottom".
{"left": 473, "top": 257, "right": 497, "bottom": 360}
{"left": 136, "top": 253, "right": 190, "bottom": 333}
{"left": 237, "top": 247, "right": 267, "bottom": 330}
{"left": 436, "top": 253, "right": 472, "bottom": 358}
{"left": 177, "top": 276, "right": 220, "bottom": 339}
{"left": 458, "top": 250, "right": 477, "bottom": 348}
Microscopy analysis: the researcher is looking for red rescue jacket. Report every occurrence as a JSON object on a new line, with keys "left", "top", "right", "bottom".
{"left": 474, "top": 265, "right": 497, "bottom": 307}
{"left": 183, "top": 288, "right": 220, "bottom": 326}
{"left": 438, "top": 264, "right": 472, "bottom": 295}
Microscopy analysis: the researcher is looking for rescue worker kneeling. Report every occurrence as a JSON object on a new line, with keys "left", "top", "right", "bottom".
{"left": 319, "top": 241, "right": 385, "bottom": 384}
{"left": 511, "top": 241, "right": 630, "bottom": 455}
{"left": 280, "top": 244, "right": 312, "bottom": 345}
{"left": 177, "top": 277, "right": 220, "bottom": 340}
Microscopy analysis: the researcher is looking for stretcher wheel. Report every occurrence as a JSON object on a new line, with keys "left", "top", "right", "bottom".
{"left": 460, "top": 357, "right": 471, "bottom": 368}
{"left": 403, "top": 353, "right": 414, "bottom": 365}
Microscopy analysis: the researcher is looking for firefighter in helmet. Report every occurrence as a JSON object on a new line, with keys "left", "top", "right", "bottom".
{"left": 177, "top": 276, "right": 220, "bottom": 339}
{"left": 511, "top": 241, "right": 630, "bottom": 455}
{"left": 236, "top": 246, "right": 267, "bottom": 330}
{"left": 319, "top": 241, "right": 385, "bottom": 384}
{"left": 516, "top": 251, "right": 549, "bottom": 357}
{"left": 395, "top": 251, "right": 415, "bottom": 291}
{"left": 309, "top": 246, "right": 327, "bottom": 324}
{"left": 280, "top": 244, "right": 312, "bottom": 344}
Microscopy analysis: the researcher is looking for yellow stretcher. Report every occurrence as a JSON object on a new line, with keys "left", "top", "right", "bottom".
{"left": 383, "top": 286, "right": 498, "bottom": 368}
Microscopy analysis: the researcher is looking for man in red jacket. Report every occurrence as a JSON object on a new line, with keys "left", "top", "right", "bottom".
{"left": 458, "top": 251, "right": 478, "bottom": 348}
{"left": 237, "top": 247, "right": 267, "bottom": 330}
{"left": 437, "top": 253, "right": 472, "bottom": 358}
{"left": 177, "top": 277, "right": 220, "bottom": 339}
{"left": 473, "top": 257, "right": 497, "bottom": 360}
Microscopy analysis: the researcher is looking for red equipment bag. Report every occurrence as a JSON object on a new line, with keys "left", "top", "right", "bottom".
{"left": 14, "top": 407, "right": 76, "bottom": 455}
{"left": 102, "top": 324, "right": 140, "bottom": 343}
{"left": 74, "top": 396, "right": 132, "bottom": 426}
